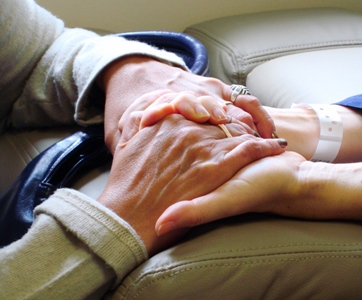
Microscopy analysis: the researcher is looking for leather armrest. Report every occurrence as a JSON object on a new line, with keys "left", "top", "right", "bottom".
{"left": 247, "top": 47, "right": 362, "bottom": 108}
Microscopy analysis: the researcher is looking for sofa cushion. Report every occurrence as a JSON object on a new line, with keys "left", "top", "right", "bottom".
{"left": 117, "top": 214, "right": 362, "bottom": 299}
{"left": 184, "top": 7, "right": 362, "bottom": 85}
{"left": 247, "top": 47, "right": 362, "bottom": 108}
{"left": 0, "top": 127, "right": 77, "bottom": 195}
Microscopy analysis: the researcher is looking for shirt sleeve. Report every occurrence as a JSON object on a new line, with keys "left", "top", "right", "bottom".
{"left": 334, "top": 94, "right": 362, "bottom": 110}
{"left": 0, "top": 188, "right": 148, "bottom": 299}
{"left": 0, "top": 0, "right": 187, "bottom": 132}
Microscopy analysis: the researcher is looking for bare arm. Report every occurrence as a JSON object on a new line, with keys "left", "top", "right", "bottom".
{"left": 155, "top": 103, "right": 362, "bottom": 234}
{"left": 155, "top": 151, "right": 362, "bottom": 235}
{"left": 266, "top": 105, "right": 362, "bottom": 163}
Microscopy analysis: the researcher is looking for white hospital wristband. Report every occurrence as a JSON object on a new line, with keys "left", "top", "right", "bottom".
{"left": 308, "top": 104, "right": 343, "bottom": 163}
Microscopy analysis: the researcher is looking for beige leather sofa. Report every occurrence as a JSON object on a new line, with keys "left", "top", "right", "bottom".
{"left": 2, "top": 7, "right": 362, "bottom": 299}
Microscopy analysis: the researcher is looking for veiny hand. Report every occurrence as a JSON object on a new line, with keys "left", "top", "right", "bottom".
{"left": 98, "top": 114, "right": 286, "bottom": 255}
{"left": 102, "top": 56, "right": 275, "bottom": 153}
{"left": 118, "top": 89, "right": 259, "bottom": 145}
{"left": 155, "top": 151, "right": 307, "bottom": 236}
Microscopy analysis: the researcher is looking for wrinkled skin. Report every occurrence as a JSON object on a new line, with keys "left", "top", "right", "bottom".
{"left": 98, "top": 114, "right": 285, "bottom": 255}
{"left": 102, "top": 56, "right": 275, "bottom": 154}
{"left": 155, "top": 151, "right": 307, "bottom": 236}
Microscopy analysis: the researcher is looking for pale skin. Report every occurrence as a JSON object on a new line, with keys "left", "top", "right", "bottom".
{"left": 153, "top": 104, "right": 362, "bottom": 235}
{"left": 97, "top": 114, "right": 286, "bottom": 255}
{"left": 99, "top": 54, "right": 362, "bottom": 254}
{"left": 101, "top": 55, "right": 276, "bottom": 153}
{"left": 266, "top": 104, "right": 362, "bottom": 163}
{"left": 97, "top": 55, "right": 287, "bottom": 255}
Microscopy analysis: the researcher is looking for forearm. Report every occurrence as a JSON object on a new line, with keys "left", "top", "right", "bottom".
{"left": 296, "top": 161, "right": 362, "bottom": 219}
{"left": 267, "top": 105, "right": 362, "bottom": 162}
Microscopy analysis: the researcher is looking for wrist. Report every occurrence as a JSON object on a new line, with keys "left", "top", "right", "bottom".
{"left": 297, "top": 161, "right": 362, "bottom": 219}
{"left": 266, "top": 106, "right": 319, "bottom": 159}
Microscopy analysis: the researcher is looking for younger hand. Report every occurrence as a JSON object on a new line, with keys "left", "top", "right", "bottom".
{"left": 155, "top": 151, "right": 305, "bottom": 236}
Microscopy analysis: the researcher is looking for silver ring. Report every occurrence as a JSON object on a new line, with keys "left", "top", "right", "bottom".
{"left": 230, "top": 84, "right": 251, "bottom": 103}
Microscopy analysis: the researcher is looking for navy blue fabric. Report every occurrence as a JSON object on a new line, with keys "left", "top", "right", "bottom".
{"left": 0, "top": 126, "right": 111, "bottom": 247}
{"left": 335, "top": 94, "right": 362, "bottom": 109}
{"left": 118, "top": 31, "right": 209, "bottom": 76}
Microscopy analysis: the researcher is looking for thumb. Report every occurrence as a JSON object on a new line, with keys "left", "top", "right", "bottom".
{"left": 155, "top": 184, "right": 247, "bottom": 236}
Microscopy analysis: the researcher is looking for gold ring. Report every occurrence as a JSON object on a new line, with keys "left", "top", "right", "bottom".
{"left": 218, "top": 124, "right": 232, "bottom": 138}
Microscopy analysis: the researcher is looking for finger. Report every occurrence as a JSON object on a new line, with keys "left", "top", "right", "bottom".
{"left": 168, "top": 92, "right": 230, "bottom": 124}
{"left": 139, "top": 92, "right": 211, "bottom": 128}
{"left": 225, "top": 136, "right": 287, "bottom": 163}
{"left": 225, "top": 104, "right": 256, "bottom": 130}
{"left": 196, "top": 96, "right": 228, "bottom": 124}
{"left": 232, "top": 94, "right": 276, "bottom": 138}
{"left": 118, "top": 111, "right": 143, "bottom": 146}
{"left": 164, "top": 92, "right": 214, "bottom": 123}
{"left": 140, "top": 93, "right": 230, "bottom": 127}
{"left": 155, "top": 92, "right": 229, "bottom": 124}
{"left": 156, "top": 175, "right": 251, "bottom": 236}
{"left": 212, "top": 136, "right": 287, "bottom": 184}
{"left": 118, "top": 89, "right": 171, "bottom": 133}
{"left": 221, "top": 120, "right": 257, "bottom": 137}
{"left": 155, "top": 191, "right": 233, "bottom": 236}
{"left": 139, "top": 103, "right": 175, "bottom": 129}
{"left": 156, "top": 137, "right": 288, "bottom": 235}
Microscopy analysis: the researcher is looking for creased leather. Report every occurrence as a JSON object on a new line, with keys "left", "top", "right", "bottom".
{"left": 0, "top": 125, "right": 111, "bottom": 247}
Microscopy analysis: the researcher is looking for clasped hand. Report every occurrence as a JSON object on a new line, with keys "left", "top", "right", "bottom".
{"left": 99, "top": 89, "right": 287, "bottom": 255}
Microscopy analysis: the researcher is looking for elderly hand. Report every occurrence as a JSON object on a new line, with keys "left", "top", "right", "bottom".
{"left": 98, "top": 114, "right": 286, "bottom": 255}
{"left": 155, "top": 151, "right": 308, "bottom": 236}
{"left": 102, "top": 56, "right": 275, "bottom": 153}
{"left": 118, "top": 89, "right": 260, "bottom": 145}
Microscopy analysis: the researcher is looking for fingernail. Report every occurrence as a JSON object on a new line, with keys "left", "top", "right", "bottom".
{"left": 277, "top": 138, "right": 288, "bottom": 148}
{"left": 213, "top": 106, "right": 227, "bottom": 121}
{"left": 156, "top": 221, "right": 176, "bottom": 236}
{"left": 271, "top": 131, "right": 279, "bottom": 139}
{"left": 194, "top": 103, "right": 210, "bottom": 118}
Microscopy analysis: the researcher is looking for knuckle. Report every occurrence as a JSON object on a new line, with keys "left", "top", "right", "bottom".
{"left": 205, "top": 76, "right": 222, "bottom": 85}
{"left": 129, "top": 112, "right": 142, "bottom": 127}
{"left": 244, "top": 139, "right": 264, "bottom": 159}
{"left": 247, "top": 95, "right": 262, "bottom": 106}
{"left": 234, "top": 111, "right": 254, "bottom": 126}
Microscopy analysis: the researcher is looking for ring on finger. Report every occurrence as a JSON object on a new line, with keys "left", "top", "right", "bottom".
{"left": 230, "top": 84, "right": 251, "bottom": 103}
{"left": 218, "top": 124, "right": 232, "bottom": 138}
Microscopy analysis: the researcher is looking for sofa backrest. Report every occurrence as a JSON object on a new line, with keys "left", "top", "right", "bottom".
{"left": 36, "top": 0, "right": 362, "bottom": 33}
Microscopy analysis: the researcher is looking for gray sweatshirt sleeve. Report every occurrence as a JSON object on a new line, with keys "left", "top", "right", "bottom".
{"left": 0, "top": 189, "right": 148, "bottom": 299}
{"left": 0, "top": 0, "right": 186, "bottom": 132}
